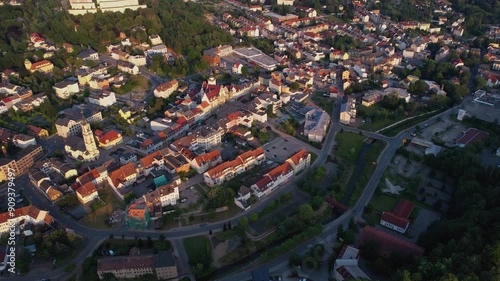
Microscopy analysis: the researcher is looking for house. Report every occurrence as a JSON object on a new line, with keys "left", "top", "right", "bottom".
{"left": 117, "top": 61, "right": 139, "bottom": 75}
{"left": 190, "top": 150, "right": 222, "bottom": 174}
{"left": 234, "top": 185, "right": 252, "bottom": 210}
{"left": 0, "top": 205, "right": 53, "bottom": 234}
{"left": 380, "top": 199, "right": 415, "bottom": 233}
{"left": 333, "top": 246, "right": 370, "bottom": 281}
{"left": 107, "top": 162, "right": 138, "bottom": 192}
{"left": 360, "top": 226, "right": 425, "bottom": 258}
{"left": 75, "top": 181, "right": 99, "bottom": 204}
{"left": 149, "top": 34, "right": 163, "bottom": 46}
{"left": 24, "top": 59, "right": 53, "bottom": 74}
{"left": 304, "top": 108, "right": 330, "bottom": 142}
{"left": 26, "top": 125, "right": 49, "bottom": 138}
{"left": 77, "top": 48, "right": 99, "bottom": 61}
{"left": 339, "top": 97, "right": 356, "bottom": 125}
{"left": 88, "top": 91, "right": 116, "bottom": 107}
{"left": 53, "top": 80, "right": 80, "bottom": 99}
{"left": 204, "top": 148, "right": 265, "bottom": 187}
{"left": 251, "top": 162, "right": 293, "bottom": 198}
{"left": 95, "top": 130, "right": 123, "bottom": 150}
{"left": 154, "top": 80, "right": 178, "bottom": 99}
{"left": 285, "top": 149, "right": 311, "bottom": 174}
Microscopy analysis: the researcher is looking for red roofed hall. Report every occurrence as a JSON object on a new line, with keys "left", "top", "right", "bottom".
{"left": 455, "top": 128, "right": 488, "bottom": 147}
{"left": 360, "top": 226, "right": 425, "bottom": 258}
{"left": 380, "top": 199, "right": 415, "bottom": 233}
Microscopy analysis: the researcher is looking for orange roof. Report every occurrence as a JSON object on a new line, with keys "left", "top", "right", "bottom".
{"left": 98, "top": 130, "right": 122, "bottom": 144}
{"left": 127, "top": 202, "right": 147, "bottom": 219}
{"left": 0, "top": 205, "right": 52, "bottom": 225}
{"left": 139, "top": 151, "right": 162, "bottom": 169}
{"left": 287, "top": 149, "right": 309, "bottom": 166}
{"left": 76, "top": 181, "right": 97, "bottom": 198}
{"left": 30, "top": 60, "right": 52, "bottom": 70}
{"left": 155, "top": 79, "right": 178, "bottom": 92}
{"left": 109, "top": 163, "right": 137, "bottom": 187}
{"left": 267, "top": 162, "right": 293, "bottom": 181}
{"left": 194, "top": 150, "right": 221, "bottom": 166}
{"left": 227, "top": 111, "right": 244, "bottom": 121}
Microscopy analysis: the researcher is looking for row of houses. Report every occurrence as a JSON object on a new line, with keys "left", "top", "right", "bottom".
{"left": 251, "top": 149, "right": 311, "bottom": 198}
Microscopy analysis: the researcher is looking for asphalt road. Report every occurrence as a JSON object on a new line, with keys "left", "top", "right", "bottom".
{"left": 5, "top": 67, "right": 465, "bottom": 281}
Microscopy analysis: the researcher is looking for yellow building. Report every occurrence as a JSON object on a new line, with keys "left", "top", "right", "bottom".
{"left": 24, "top": 59, "right": 54, "bottom": 74}
{"left": 342, "top": 70, "right": 350, "bottom": 80}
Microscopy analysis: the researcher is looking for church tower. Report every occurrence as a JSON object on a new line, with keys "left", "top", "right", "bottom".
{"left": 81, "top": 120, "right": 99, "bottom": 160}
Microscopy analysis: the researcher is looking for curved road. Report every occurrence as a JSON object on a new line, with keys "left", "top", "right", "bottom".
{"left": 6, "top": 83, "right": 463, "bottom": 281}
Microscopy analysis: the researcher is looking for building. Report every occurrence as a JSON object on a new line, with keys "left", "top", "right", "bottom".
{"left": 0, "top": 205, "right": 53, "bottom": 234}
{"left": 26, "top": 125, "right": 49, "bottom": 138}
{"left": 190, "top": 150, "right": 222, "bottom": 174}
{"left": 95, "top": 129, "right": 123, "bottom": 150}
{"left": 455, "top": 128, "right": 489, "bottom": 147}
{"left": 78, "top": 48, "right": 99, "bottom": 61}
{"left": 154, "top": 80, "right": 178, "bottom": 99}
{"left": 380, "top": 199, "right": 415, "bottom": 233}
{"left": 204, "top": 147, "right": 266, "bottom": 187}
{"left": 148, "top": 34, "right": 163, "bottom": 46}
{"left": 75, "top": 181, "right": 99, "bottom": 204}
{"left": 97, "top": 250, "right": 178, "bottom": 280}
{"left": 53, "top": 80, "right": 80, "bottom": 99}
{"left": 24, "top": 59, "right": 54, "bottom": 74}
{"left": 64, "top": 121, "right": 100, "bottom": 162}
{"left": 88, "top": 91, "right": 117, "bottom": 107}
{"left": 55, "top": 105, "right": 103, "bottom": 138}
{"left": 117, "top": 61, "right": 139, "bottom": 75}
{"left": 304, "top": 108, "right": 330, "bottom": 142}
{"left": 285, "top": 149, "right": 311, "bottom": 174}
{"left": 360, "top": 226, "right": 425, "bottom": 258}
{"left": 69, "top": 0, "right": 147, "bottom": 15}
{"left": 251, "top": 162, "right": 293, "bottom": 198}
{"left": 333, "top": 246, "right": 370, "bottom": 281}
{"left": 0, "top": 145, "right": 43, "bottom": 182}
{"left": 125, "top": 201, "right": 150, "bottom": 229}
{"left": 339, "top": 97, "right": 356, "bottom": 125}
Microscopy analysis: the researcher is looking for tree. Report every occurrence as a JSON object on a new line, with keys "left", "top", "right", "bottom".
{"left": 475, "top": 76, "right": 487, "bottom": 90}
{"left": 290, "top": 82, "right": 300, "bottom": 90}
{"left": 249, "top": 212, "right": 258, "bottom": 222}
{"left": 146, "top": 236, "right": 153, "bottom": 248}
{"left": 337, "top": 224, "right": 344, "bottom": 239}
{"left": 240, "top": 216, "right": 249, "bottom": 228}
{"left": 241, "top": 66, "right": 249, "bottom": 76}
{"left": 159, "top": 234, "right": 165, "bottom": 241}
{"left": 227, "top": 221, "right": 232, "bottom": 229}
{"left": 209, "top": 230, "right": 212, "bottom": 235}
{"left": 223, "top": 223, "right": 227, "bottom": 232}
{"left": 299, "top": 203, "right": 314, "bottom": 223}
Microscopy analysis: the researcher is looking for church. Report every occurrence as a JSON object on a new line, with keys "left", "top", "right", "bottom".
{"left": 64, "top": 120, "right": 100, "bottom": 162}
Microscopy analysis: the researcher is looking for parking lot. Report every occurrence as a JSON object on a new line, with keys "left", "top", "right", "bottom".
{"left": 263, "top": 136, "right": 305, "bottom": 163}
{"left": 418, "top": 118, "right": 466, "bottom": 145}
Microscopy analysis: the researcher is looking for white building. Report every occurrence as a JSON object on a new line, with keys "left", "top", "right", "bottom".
{"left": 304, "top": 108, "right": 330, "bottom": 142}
{"left": 333, "top": 246, "right": 370, "bottom": 281}
{"left": 88, "top": 91, "right": 117, "bottom": 107}
{"left": 53, "top": 80, "right": 80, "bottom": 99}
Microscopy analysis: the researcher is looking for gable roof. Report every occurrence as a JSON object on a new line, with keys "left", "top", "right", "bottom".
{"left": 76, "top": 181, "right": 97, "bottom": 199}
{"left": 194, "top": 150, "right": 221, "bottom": 166}
{"left": 360, "top": 226, "right": 424, "bottom": 258}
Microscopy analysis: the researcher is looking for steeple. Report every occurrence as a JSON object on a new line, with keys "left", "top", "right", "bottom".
{"left": 81, "top": 120, "right": 99, "bottom": 160}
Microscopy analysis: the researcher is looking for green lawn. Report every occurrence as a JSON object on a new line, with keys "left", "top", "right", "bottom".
{"left": 380, "top": 110, "right": 443, "bottom": 136}
{"left": 183, "top": 236, "right": 212, "bottom": 266}
{"left": 310, "top": 152, "right": 318, "bottom": 164}
{"left": 335, "top": 132, "right": 366, "bottom": 165}
{"left": 80, "top": 186, "right": 125, "bottom": 229}
{"left": 349, "top": 141, "right": 387, "bottom": 206}
{"left": 311, "top": 92, "right": 334, "bottom": 112}
{"left": 369, "top": 193, "right": 399, "bottom": 212}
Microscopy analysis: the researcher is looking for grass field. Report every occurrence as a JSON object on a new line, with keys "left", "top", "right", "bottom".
{"left": 311, "top": 92, "right": 334, "bottom": 112}
{"left": 370, "top": 193, "right": 399, "bottom": 212}
{"left": 183, "top": 236, "right": 212, "bottom": 266}
{"left": 80, "top": 187, "right": 125, "bottom": 229}
{"left": 380, "top": 110, "right": 443, "bottom": 136}
{"left": 335, "top": 132, "right": 366, "bottom": 165}
{"left": 349, "top": 141, "right": 387, "bottom": 205}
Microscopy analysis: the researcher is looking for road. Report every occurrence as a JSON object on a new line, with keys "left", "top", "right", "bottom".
{"left": 5, "top": 65, "right": 464, "bottom": 281}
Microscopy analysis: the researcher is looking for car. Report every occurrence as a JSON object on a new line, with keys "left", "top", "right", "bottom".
{"left": 284, "top": 139, "right": 288, "bottom": 142}
{"left": 180, "top": 198, "right": 187, "bottom": 203}
{"left": 274, "top": 154, "right": 277, "bottom": 158}
{"left": 283, "top": 147, "right": 287, "bottom": 150}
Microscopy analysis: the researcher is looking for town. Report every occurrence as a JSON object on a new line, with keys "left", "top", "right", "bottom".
{"left": 0, "top": 0, "right": 499, "bottom": 281}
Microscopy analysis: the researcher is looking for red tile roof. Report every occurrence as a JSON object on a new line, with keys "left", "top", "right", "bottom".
{"left": 30, "top": 60, "right": 52, "bottom": 70}
{"left": 267, "top": 162, "right": 293, "bottom": 181}
{"left": 287, "top": 149, "right": 309, "bottom": 166}
{"left": 140, "top": 151, "right": 162, "bottom": 169}
{"left": 360, "top": 226, "right": 425, "bottom": 258}
{"left": 194, "top": 150, "right": 221, "bottom": 166}
{"left": 381, "top": 211, "right": 409, "bottom": 229}
{"left": 456, "top": 128, "right": 488, "bottom": 145}
{"left": 97, "top": 130, "right": 122, "bottom": 144}
{"left": 76, "top": 181, "right": 97, "bottom": 199}
{"left": 0, "top": 205, "right": 52, "bottom": 225}
{"left": 393, "top": 199, "right": 414, "bottom": 219}
{"left": 109, "top": 163, "right": 137, "bottom": 187}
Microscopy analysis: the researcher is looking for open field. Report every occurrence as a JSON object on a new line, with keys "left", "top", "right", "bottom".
{"left": 183, "top": 236, "right": 212, "bottom": 265}
{"left": 80, "top": 187, "right": 125, "bottom": 229}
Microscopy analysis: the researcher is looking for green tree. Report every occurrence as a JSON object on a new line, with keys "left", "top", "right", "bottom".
{"left": 299, "top": 203, "right": 314, "bottom": 223}
{"left": 240, "top": 216, "right": 249, "bottom": 228}
{"left": 249, "top": 212, "right": 258, "bottom": 222}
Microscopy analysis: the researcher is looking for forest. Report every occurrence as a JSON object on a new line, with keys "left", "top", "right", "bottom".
{"left": 0, "top": 0, "right": 232, "bottom": 73}
{"left": 388, "top": 143, "right": 500, "bottom": 281}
